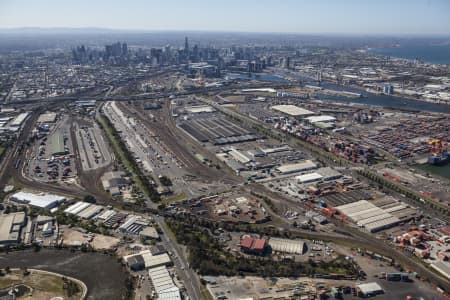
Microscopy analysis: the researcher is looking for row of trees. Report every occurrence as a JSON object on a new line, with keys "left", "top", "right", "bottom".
{"left": 99, "top": 115, "right": 160, "bottom": 202}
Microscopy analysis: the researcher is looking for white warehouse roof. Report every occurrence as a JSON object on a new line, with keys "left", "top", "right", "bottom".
{"left": 142, "top": 252, "right": 172, "bottom": 268}
{"left": 306, "top": 115, "right": 336, "bottom": 123}
{"left": 357, "top": 282, "right": 383, "bottom": 295}
{"left": 269, "top": 237, "right": 306, "bottom": 254}
{"left": 271, "top": 105, "right": 315, "bottom": 117}
{"left": 277, "top": 160, "right": 317, "bottom": 174}
{"left": 10, "top": 191, "right": 65, "bottom": 209}
{"left": 148, "top": 266, "right": 181, "bottom": 300}
{"left": 296, "top": 172, "right": 323, "bottom": 183}
{"left": 336, "top": 200, "right": 401, "bottom": 233}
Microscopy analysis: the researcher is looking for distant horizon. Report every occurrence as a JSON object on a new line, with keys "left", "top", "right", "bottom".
{"left": 1, "top": 0, "right": 449, "bottom": 36}
{"left": 0, "top": 26, "right": 449, "bottom": 39}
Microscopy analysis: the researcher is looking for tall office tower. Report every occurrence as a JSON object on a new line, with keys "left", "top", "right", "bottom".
{"left": 122, "top": 43, "right": 128, "bottom": 56}
{"left": 184, "top": 37, "right": 189, "bottom": 55}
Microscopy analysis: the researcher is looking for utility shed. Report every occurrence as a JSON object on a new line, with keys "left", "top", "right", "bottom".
{"left": 269, "top": 237, "right": 306, "bottom": 254}
{"left": 357, "top": 282, "right": 384, "bottom": 296}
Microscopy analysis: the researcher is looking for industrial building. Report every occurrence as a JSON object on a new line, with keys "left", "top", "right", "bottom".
{"left": 271, "top": 105, "right": 315, "bottom": 117}
{"left": 296, "top": 172, "right": 323, "bottom": 183}
{"left": 139, "top": 226, "right": 160, "bottom": 240}
{"left": 10, "top": 112, "right": 30, "bottom": 127}
{"left": 10, "top": 191, "right": 65, "bottom": 209}
{"left": 335, "top": 200, "right": 402, "bottom": 233}
{"left": 178, "top": 115, "right": 257, "bottom": 145}
{"left": 276, "top": 160, "right": 317, "bottom": 175}
{"left": 316, "top": 167, "right": 342, "bottom": 181}
{"left": 37, "top": 112, "right": 57, "bottom": 123}
{"left": 269, "top": 237, "right": 306, "bottom": 254}
{"left": 124, "top": 250, "right": 172, "bottom": 270}
{"left": 119, "top": 215, "right": 151, "bottom": 234}
{"left": 228, "top": 148, "right": 253, "bottom": 164}
{"left": 64, "top": 202, "right": 103, "bottom": 220}
{"left": 101, "top": 171, "right": 128, "bottom": 196}
{"left": 50, "top": 131, "right": 67, "bottom": 156}
{"left": 184, "top": 105, "right": 215, "bottom": 113}
{"left": 0, "top": 212, "right": 26, "bottom": 245}
{"left": 148, "top": 266, "right": 182, "bottom": 300}
{"left": 305, "top": 115, "right": 336, "bottom": 123}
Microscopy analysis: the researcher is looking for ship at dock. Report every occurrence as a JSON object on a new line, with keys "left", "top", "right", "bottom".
{"left": 427, "top": 139, "right": 450, "bottom": 166}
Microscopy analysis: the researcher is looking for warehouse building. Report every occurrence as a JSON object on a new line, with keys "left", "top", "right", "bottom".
{"left": 228, "top": 148, "right": 253, "bottom": 164}
{"left": 37, "top": 112, "right": 57, "bottom": 123}
{"left": 101, "top": 171, "right": 128, "bottom": 195}
{"left": 10, "top": 112, "right": 30, "bottom": 127}
{"left": 316, "top": 167, "right": 342, "bottom": 181}
{"left": 148, "top": 266, "right": 182, "bottom": 300}
{"left": 305, "top": 115, "right": 336, "bottom": 123}
{"left": 64, "top": 202, "right": 103, "bottom": 220}
{"left": 276, "top": 160, "right": 317, "bottom": 175}
{"left": 335, "top": 200, "right": 401, "bottom": 233}
{"left": 124, "top": 250, "right": 172, "bottom": 270}
{"left": 0, "top": 212, "right": 27, "bottom": 245}
{"left": 269, "top": 237, "right": 306, "bottom": 254}
{"left": 271, "top": 105, "right": 315, "bottom": 117}
{"left": 50, "top": 131, "right": 67, "bottom": 156}
{"left": 296, "top": 172, "right": 323, "bottom": 183}
{"left": 10, "top": 191, "right": 65, "bottom": 209}
{"left": 139, "top": 226, "right": 160, "bottom": 240}
{"left": 185, "top": 105, "right": 215, "bottom": 113}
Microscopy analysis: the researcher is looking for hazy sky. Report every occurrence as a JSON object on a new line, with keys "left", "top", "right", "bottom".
{"left": 1, "top": 0, "right": 449, "bottom": 35}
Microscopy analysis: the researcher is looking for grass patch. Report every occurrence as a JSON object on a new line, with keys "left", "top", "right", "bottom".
{"left": 200, "top": 282, "right": 214, "bottom": 300}
{"left": 163, "top": 192, "right": 186, "bottom": 204}
{"left": 0, "top": 270, "right": 82, "bottom": 299}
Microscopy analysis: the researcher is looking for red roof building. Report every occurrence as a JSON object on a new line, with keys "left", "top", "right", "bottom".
{"left": 240, "top": 236, "right": 267, "bottom": 255}
{"left": 240, "top": 236, "right": 254, "bottom": 250}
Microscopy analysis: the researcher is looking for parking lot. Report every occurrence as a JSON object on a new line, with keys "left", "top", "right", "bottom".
{"left": 74, "top": 120, "right": 112, "bottom": 171}
{"left": 25, "top": 116, "right": 77, "bottom": 184}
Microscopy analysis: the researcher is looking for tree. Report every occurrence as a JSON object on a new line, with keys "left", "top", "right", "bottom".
{"left": 83, "top": 195, "right": 96, "bottom": 204}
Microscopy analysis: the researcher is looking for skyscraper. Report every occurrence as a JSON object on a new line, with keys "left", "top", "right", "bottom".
{"left": 184, "top": 37, "right": 189, "bottom": 56}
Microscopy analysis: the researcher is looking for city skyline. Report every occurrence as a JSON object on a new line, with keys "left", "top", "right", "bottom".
{"left": 1, "top": 0, "right": 450, "bottom": 36}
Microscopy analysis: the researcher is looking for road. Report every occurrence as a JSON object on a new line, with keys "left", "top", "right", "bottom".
{"left": 155, "top": 215, "right": 203, "bottom": 300}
